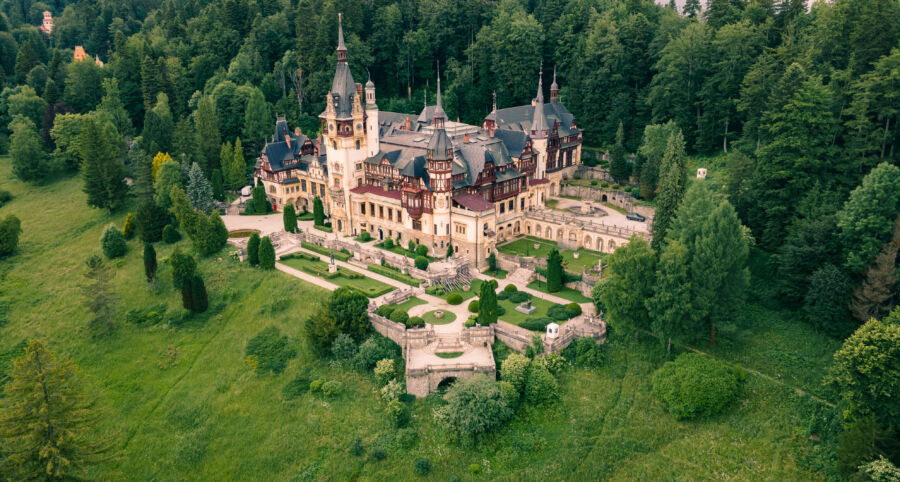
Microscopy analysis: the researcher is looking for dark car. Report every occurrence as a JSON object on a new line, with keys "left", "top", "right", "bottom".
{"left": 626, "top": 212, "right": 646, "bottom": 222}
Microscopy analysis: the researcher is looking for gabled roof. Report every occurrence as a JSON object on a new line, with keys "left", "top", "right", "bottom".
{"left": 453, "top": 193, "right": 494, "bottom": 212}
{"left": 493, "top": 102, "right": 578, "bottom": 137}
{"left": 492, "top": 129, "right": 528, "bottom": 157}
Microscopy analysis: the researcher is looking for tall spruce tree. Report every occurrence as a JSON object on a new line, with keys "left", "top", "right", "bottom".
{"left": 143, "top": 242, "right": 157, "bottom": 282}
{"left": 211, "top": 169, "right": 225, "bottom": 201}
{"left": 243, "top": 88, "right": 271, "bottom": 152}
{"left": 546, "top": 249, "right": 564, "bottom": 292}
{"left": 194, "top": 95, "right": 221, "bottom": 175}
{"left": 837, "top": 163, "right": 900, "bottom": 274}
{"left": 79, "top": 119, "right": 127, "bottom": 214}
{"left": 247, "top": 232, "right": 260, "bottom": 266}
{"left": 231, "top": 139, "right": 246, "bottom": 189}
{"left": 133, "top": 150, "right": 154, "bottom": 205}
{"left": 609, "top": 122, "right": 629, "bottom": 183}
{"left": 96, "top": 78, "right": 131, "bottom": 136}
{"left": 647, "top": 240, "right": 694, "bottom": 353}
{"left": 478, "top": 280, "right": 499, "bottom": 325}
{"left": 651, "top": 131, "right": 688, "bottom": 251}
{"left": 283, "top": 204, "right": 297, "bottom": 232}
{"left": 187, "top": 162, "right": 215, "bottom": 214}
{"left": 598, "top": 236, "right": 657, "bottom": 340}
{"left": 313, "top": 196, "right": 324, "bottom": 225}
{"left": 0, "top": 340, "right": 115, "bottom": 479}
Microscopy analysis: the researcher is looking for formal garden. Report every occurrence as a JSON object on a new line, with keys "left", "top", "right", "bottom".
{"left": 279, "top": 252, "right": 395, "bottom": 298}
{"left": 497, "top": 236, "right": 606, "bottom": 273}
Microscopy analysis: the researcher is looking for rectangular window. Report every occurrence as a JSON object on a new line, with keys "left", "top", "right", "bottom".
{"left": 500, "top": 204, "right": 505, "bottom": 214}
{"left": 508, "top": 200, "right": 514, "bottom": 211}
{"left": 520, "top": 198, "right": 525, "bottom": 210}
{"left": 301, "top": 180, "right": 307, "bottom": 192}
{"left": 361, "top": 203, "right": 366, "bottom": 215}
{"left": 379, "top": 206, "right": 384, "bottom": 218}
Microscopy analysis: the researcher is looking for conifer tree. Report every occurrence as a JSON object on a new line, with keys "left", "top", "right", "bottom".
{"left": 42, "top": 78, "right": 58, "bottom": 104}
{"left": 142, "top": 93, "right": 174, "bottom": 155}
{"left": 79, "top": 119, "right": 127, "bottom": 214}
{"left": 598, "top": 236, "right": 656, "bottom": 340}
{"left": 153, "top": 159, "right": 182, "bottom": 209}
{"left": 837, "top": 163, "right": 900, "bottom": 274}
{"left": 546, "top": 249, "right": 564, "bottom": 292}
{"left": 220, "top": 141, "right": 237, "bottom": 189}
{"left": 647, "top": 240, "right": 694, "bottom": 352}
{"left": 283, "top": 204, "right": 297, "bottom": 232}
{"left": 96, "top": 78, "right": 131, "bottom": 136}
{"left": 211, "top": 169, "right": 225, "bottom": 201}
{"left": 478, "top": 280, "right": 499, "bottom": 325}
{"left": 172, "top": 116, "right": 197, "bottom": 167}
{"left": 136, "top": 202, "right": 168, "bottom": 243}
{"left": 187, "top": 162, "right": 215, "bottom": 214}
{"left": 609, "top": 121, "right": 629, "bottom": 183}
{"left": 247, "top": 232, "right": 260, "bottom": 266}
{"left": 651, "top": 131, "right": 688, "bottom": 251}
{"left": 0, "top": 340, "right": 115, "bottom": 479}
{"left": 140, "top": 56, "right": 160, "bottom": 110}
{"left": 258, "top": 236, "right": 275, "bottom": 269}
{"left": 313, "top": 196, "right": 324, "bottom": 225}
{"left": 83, "top": 255, "right": 117, "bottom": 336}
{"left": 231, "top": 138, "right": 246, "bottom": 189}
{"left": 683, "top": 0, "right": 701, "bottom": 18}
{"left": 143, "top": 242, "right": 157, "bottom": 282}
{"left": 243, "top": 88, "right": 271, "bottom": 151}
{"left": 133, "top": 151, "right": 154, "bottom": 205}
{"left": 194, "top": 95, "right": 221, "bottom": 175}
{"left": 189, "top": 274, "right": 208, "bottom": 313}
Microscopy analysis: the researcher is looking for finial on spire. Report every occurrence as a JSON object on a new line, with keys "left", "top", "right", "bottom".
{"left": 434, "top": 61, "right": 446, "bottom": 128}
{"left": 492, "top": 91, "right": 497, "bottom": 112}
{"left": 336, "top": 13, "right": 347, "bottom": 62}
{"left": 550, "top": 65, "right": 559, "bottom": 103}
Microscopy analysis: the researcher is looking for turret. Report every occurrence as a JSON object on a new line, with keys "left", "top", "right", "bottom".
{"left": 427, "top": 71, "right": 452, "bottom": 192}
{"left": 530, "top": 63, "right": 548, "bottom": 139}
{"left": 550, "top": 66, "right": 558, "bottom": 104}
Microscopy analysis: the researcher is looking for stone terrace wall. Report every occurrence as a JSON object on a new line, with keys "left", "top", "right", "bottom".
{"left": 494, "top": 321, "right": 534, "bottom": 353}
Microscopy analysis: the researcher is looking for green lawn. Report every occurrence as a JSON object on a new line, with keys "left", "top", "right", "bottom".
{"left": 602, "top": 202, "right": 627, "bottom": 215}
{"left": 436, "top": 352, "right": 463, "bottom": 359}
{"left": 482, "top": 268, "right": 508, "bottom": 279}
{"left": 527, "top": 281, "right": 593, "bottom": 303}
{"left": 498, "top": 237, "right": 605, "bottom": 273}
{"left": 423, "top": 309, "right": 456, "bottom": 325}
{"left": 391, "top": 296, "right": 427, "bottom": 313}
{"left": 497, "top": 296, "right": 561, "bottom": 326}
{"left": 441, "top": 278, "right": 483, "bottom": 302}
{"left": 280, "top": 256, "right": 394, "bottom": 298}
{"left": 374, "top": 241, "right": 436, "bottom": 261}
{"left": 0, "top": 156, "right": 841, "bottom": 480}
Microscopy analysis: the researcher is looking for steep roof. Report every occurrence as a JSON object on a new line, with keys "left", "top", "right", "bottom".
{"left": 453, "top": 193, "right": 494, "bottom": 212}
{"left": 493, "top": 102, "right": 577, "bottom": 137}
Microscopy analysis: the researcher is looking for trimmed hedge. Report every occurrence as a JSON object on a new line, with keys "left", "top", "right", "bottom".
{"left": 447, "top": 293, "right": 463, "bottom": 305}
{"left": 468, "top": 300, "right": 480, "bottom": 313}
{"left": 547, "top": 304, "right": 573, "bottom": 321}
{"left": 406, "top": 316, "right": 425, "bottom": 328}
{"left": 368, "top": 264, "right": 424, "bottom": 286}
{"left": 375, "top": 304, "right": 397, "bottom": 318}
{"left": 509, "top": 291, "right": 532, "bottom": 303}
{"left": 302, "top": 242, "right": 352, "bottom": 261}
{"left": 504, "top": 284, "right": 518, "bottom": 292}
{"left": 520, "top": 317, "right": 553, "bottom": 331}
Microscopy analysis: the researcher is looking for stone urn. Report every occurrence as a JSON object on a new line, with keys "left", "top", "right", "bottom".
{"left": 534, "top": 243, "right": 540, "bottom": 250}
{"left": 463, "top": 284, "right": 471, "bottom": 292}
{"left": 434, "top": 310, "right": 444, "bottom": 319}
{"left": 573, "top": 252, "right": 580, "bottom": 259}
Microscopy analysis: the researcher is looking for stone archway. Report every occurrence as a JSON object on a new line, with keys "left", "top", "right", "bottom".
{"left": 608, "top": 239, "right": 616, "bottom": 252}
{"left": 601, "top": 194, "right": 608, "bottom": 202}
{"left": 597, "top": 237, "right": 604, "bottom": 252}
{"left": 584, "top": 235, "right": 592, "bottom": 248}
{"left": 546, "top": 226, "right": 552, "bottom": 238}
{"left": 557, "top": 228, "right": 564, "bottom": 240}
{"left": 436, "top": 377, "right": 457, "bottom": 391}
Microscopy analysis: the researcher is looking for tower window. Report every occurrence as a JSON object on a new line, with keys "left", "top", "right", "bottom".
{"left": 355, "top": 140, "right": 360, "bottom": 150}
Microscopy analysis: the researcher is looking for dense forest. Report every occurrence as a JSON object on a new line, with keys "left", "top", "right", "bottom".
{"left": 1, "top": 0, "right": 899, "bottom": 477}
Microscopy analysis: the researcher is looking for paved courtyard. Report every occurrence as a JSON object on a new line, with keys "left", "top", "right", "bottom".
{"left": 549, "top": 196, "right": 650, "bottom": 233}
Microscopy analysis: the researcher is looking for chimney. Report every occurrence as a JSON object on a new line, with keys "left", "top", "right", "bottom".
{"left": 405, "top": 116, "right": 411, "bottom": 131}
{"left": 464, "top": 132, "right": 470, "bottom": 143}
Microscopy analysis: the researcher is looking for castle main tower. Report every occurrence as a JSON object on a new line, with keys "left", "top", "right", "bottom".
{"left": 426, "top": 74, "right": 453, "bottom": 253}
{"left": 320, "top": 14, "right": 373, "bottom": 235}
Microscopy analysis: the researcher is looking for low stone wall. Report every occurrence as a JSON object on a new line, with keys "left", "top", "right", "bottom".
{"left": 369, "top": 313, "right": 408, "bottom": 347}
{"left": 494, "top": 321, "right": 535, "bottom": 353}
{"left": 461, "top": 325, "right": 494, "bottom": 348}
{"left": 560, "top": 185, "right": 634, "bottom": 212}
{"left": 542, "top": 320, "right": 606, "bottom": 354}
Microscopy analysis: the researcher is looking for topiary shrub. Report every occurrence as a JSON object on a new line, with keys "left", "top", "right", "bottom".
{"left": 447, "top": 293, "right": 463, "bottom": 305}
{"left": 566, "top": 302, "right": 583, "bottom": 317}
{"left": 358, "top": 230, "right": 372, "bottom": 242}
{"left": 414, "top": 255, "right": 428, "bottom": 271}
{"left": 101, "top": 224, "right": 127, "bottom": 258}
{"left": 383, "top": 238, "right": 394, "bottom": 248}
{"left": 652, "top": 353, "right": 743, "bottom": 420}
{"left": 389, "top": 309, "right": 409, "bottom": 325}
{"left": 591, "top": 179, "right": 598, "bottom": 186}
{"left": 504, "top": 284, "right": 517, "bottom": 293}
{"left": 415, "top": 244, "right": 429, "bottom": 257}
{"left": 406, "top": 316, "right": 425, "bottom": 328}
{"left": 245, "top": 326, "right": 298, "bottom": 374}
{"left": 162, "top": 224, "right": 181, "bottom": 243}
{"left": 509, "top": 291, "right": 532, "bottom": 303}
{"left": 414, "top": 458, "right": 431, "bottom": 476}
{"left": 465, "top": 316, "right": 477, "bottom": 328}
{"left": 375, "top": 304, "right": 397, "bottom": 318}
{"left": 468, "top": 299, "right": 480, "bottom": 313}
{"left": 547, "top": 304, "right": 572, "bottom": 321}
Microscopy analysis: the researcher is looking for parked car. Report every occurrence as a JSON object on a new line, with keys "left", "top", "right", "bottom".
{"left": 626, "top": 212, "right": 646, "bottom": 222}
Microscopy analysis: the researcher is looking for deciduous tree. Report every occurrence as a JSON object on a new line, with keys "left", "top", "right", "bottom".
{"left": 598, "top": 236, "right": 656, "bottom": 340}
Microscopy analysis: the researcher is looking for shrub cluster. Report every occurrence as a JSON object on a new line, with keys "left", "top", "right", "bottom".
{"left": 561, "top": 338, "right": 605, "bottom": 368}
{"left": 446, "top": 293, "right": 463, "bottom": 305}
{"left": 368, "top": 264, "right": 423, "bottom": 286}
{"left": 547, "top": 304, "right": 576, "bottom": 321}
{"left": 509, "top": 291, "right": 532, "bottom": 303}
{"left": 245, "top": 326, "right": 298, "bottom": 374}
{"left": 414, "top": 255, "right": 428, "bottom": 271}
{"left": 0, "top": 190, "right": 12, "bottom": 207}
{"left": 382, "top": 238, "right": 394, "bottom": 248}
{"left": 520, "top": 317, "right": 553, "bottom": 332}
{"left": 124, "top": 305, "right": 168, "bottom": 325}
{"left": 468, "top": 299, "right": 479, "bottom": 313}
{"left": 375, "top": 304, "right": 397, "bottom": 318}
{"left": 358, "top": 231, "right": 372, "bottom": 242}
{"left": 282, "top": 374, "right": 309, "bottom": 400}
{"left": 162, "top": 224, "right": 181, "bottom": 243}
{"left": 389, "top": 309, "right": 409, "bottom": 325}
{"left": 504, "top": 284, "right": 517, "bottom": 293}
{"left": 101, "top": 224, "right": 127, "bottom": 259}
{"left": 425, "top": 285, "right": 445, "bottom": 296}
{"left": 406, "top": 316, "right": 425, "bottom": 328}
{"left": 651, "top": 353, "right": 743, "bottom": 420}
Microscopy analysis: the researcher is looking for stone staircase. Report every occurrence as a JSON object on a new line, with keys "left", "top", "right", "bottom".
{"left": 426, "top": 334, "right": 468, "bottom": 355}
{"left": 507, "top": 268, "right": 534, "bottom": 286}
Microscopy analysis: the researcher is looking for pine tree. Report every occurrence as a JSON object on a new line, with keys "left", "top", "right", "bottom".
{"left": 243, "top": 88, "right": 271, "bottom": 151}
{"left": 134, "top": 151, "right": 155, "bottom": 205}
{"left": 598, "top": 236, "right": 657, "bottom": 340}
{"left": 313, "top": 196, "right": 324, "bottom": 225}
{"left": 83, "top": 255, "right": 117, "bottom": 336}
{"left": 13, "top": 41, "right": 39, "bottom": 82}
{"left": 143, "top": 242, "right": 157, "bottom": 281}
{"left": 96, "top": 78, "right": 131, "bottom": 136}
{"left": 258, "top": 236, "right": 276, "bottom": 269}
{"left": 172, "top": 116, "right": 197, "bottom": 167}
{"left": 651, "top": 131, "right": 688, "bottom": 251}
{"left": 187, "top": 162, "right": 215, "bottom": 214}
{"left": 140, "top": 56, "right": 160, "bottom": 111}
{"left": 0, "top": 340, "right": 115, "bottom": 479}
{"left": 478, "top": 280, "right": 499, "bottom": 325}
{"left": 42, "top": 77, "right": 58, "bottom": 104}
{"left": 231, "top": 138, "right": 246, "bottom": 189}
{"left": 194, "top": 95, "right": 221, "bottom": 175}
{"left": 211, "top": 169, "right": 225, "bottom": 201}
{"left": 546, "top": 249, "right": 564, "bottom": 292}
{"left": 79, "top": 119, "right": 127, "bottom": 214}
{"left": 647, "top": 240, "right": 694, "bottom": 352}
{"left": 851, "top": 234, "right": 899, "bottom": 323}
{"left": 609, "top": 122, "right": 629, "bottom": 183}
{"left": 189, "top": 274, "right": 208, "bottom": 313}
{"left": 142, "top": 94, "right": 174, "bottom": 155}
{"left": 283, "top": 204, "right": 297, "bottom": 232}
{"left": 137, "top": 202, "right": 168, "bottom": 243}
{"left": 220, "top": 141, "right": 238, "bottom": 189}
{"left": 247, "top": 232, "right": 260, "bottom": 266}
{"left": 683, "top": 0, "right": 701, "bottom": 18}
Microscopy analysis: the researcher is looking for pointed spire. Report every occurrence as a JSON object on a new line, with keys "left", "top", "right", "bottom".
{"left": 492, "top": 91, "right": 497, "bottom": 113}
{"left": 550, "top": 66, "right": 559, "bottom": 103}
{"left": 433, "top": 62, "right": 446, "bottom": 129}
{"left": 336, "top": 13, "right": 347, "bottom": 63}
{"left": 531, "top": 62, "right": 548, "bottom": 137}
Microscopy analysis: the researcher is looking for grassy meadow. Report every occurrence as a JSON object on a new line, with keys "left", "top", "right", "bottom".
{"left": 0, "top": 156, "right": 840, "bottom": 480}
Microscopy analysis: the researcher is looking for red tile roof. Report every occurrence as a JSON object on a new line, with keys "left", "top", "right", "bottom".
{"left": 350, "top": 184, "right": 402, "bottom": 200}
{"left": 529, "top": 178, "right": 550, "bottom": 186}
{"left": 453, "top": 193, "right": 494, "bottom": 212}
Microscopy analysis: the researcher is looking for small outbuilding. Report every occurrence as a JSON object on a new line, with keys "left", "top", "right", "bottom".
{"left": 546, "top": 322, "right": 559, "bottom": 339}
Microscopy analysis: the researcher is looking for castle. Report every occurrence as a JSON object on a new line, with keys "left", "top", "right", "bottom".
{"left": 255, "top": 16, "right": 582, "bottom": 268}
